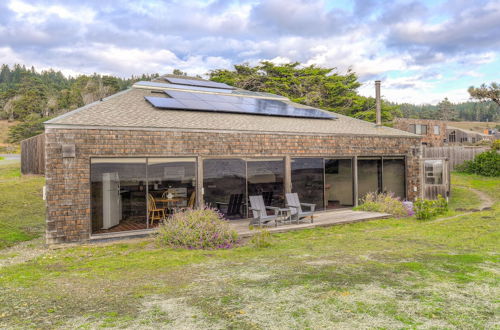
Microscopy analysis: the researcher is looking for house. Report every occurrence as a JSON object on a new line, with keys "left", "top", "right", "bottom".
{"left": 393, "top": 118, "right": 447, "bottom": 147}
{"left": 43, "top": 76, "right": 422, "bottom": 244}
{"left": 446, "top": 126, "right": 493, "bottom": 144}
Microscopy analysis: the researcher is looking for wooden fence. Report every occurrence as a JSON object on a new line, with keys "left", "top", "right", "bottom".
{"left": 423, "top": 146, "right": 489, "bottom": 170}
{"left": 21, "top": 133, "right": 45, "bottom": 175}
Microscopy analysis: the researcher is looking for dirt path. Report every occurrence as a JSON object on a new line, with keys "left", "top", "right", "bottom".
{"left": 434, "top": 186, "right": 495, "bottom": 223}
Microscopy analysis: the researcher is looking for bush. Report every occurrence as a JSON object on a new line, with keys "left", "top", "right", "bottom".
{"left": 354, "top": 192, "right": 410, "bottom": 217}
{"left": 249, "top": 228, "right": 273, "bottom": 248}
{"left": 156, "top": 208, "right": 239, "bottom": 249}
{"left": 492, "top": 140, "right": 500, "bottom": 151}
{"left": 455, "top": 150, "right": 500, "bottom": 177}
{"left": 414, "top": 195, "right": 448, "bottom": 220}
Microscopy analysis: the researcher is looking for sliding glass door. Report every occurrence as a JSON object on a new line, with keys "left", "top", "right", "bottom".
{"left": 357, "top": 158, "right": 382, "bottom": 202}
{"left": 382, "top": 158, "right": 406, "bottom": 199}
{"left": 203, "top": 158, "right": 247, "bottom": 219}
{"left": 291, "top": 158, "right": 324, "bottom": 210}
{"left": 324, "top": 158, "right": 354, "bottom": 209}
{"left": 247, "top": 158, "right": 285, "bottom": 207}
{"left": 91, "top": 158, "right": 147, "bottom": 234}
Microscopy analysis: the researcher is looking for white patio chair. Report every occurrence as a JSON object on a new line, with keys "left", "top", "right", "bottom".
{"left": 249, "top": 195, "right": 279, "bottom": 227}
{"left": 285, "top": 193, "right": 316, "bottom": 223}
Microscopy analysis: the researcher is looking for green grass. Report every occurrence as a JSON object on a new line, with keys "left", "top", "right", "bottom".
{"left": 0, "top": 162, "right": 45, "bottom": 249}
{"left": 0, "top": 157, "right": 5, "bottom": 161}
{"left": 0, "top": 165, "right": 498, "bottom": 328}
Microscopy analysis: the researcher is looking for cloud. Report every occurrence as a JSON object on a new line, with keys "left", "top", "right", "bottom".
{"left": 0, "top": 0, "right": 498, "bottom": 105}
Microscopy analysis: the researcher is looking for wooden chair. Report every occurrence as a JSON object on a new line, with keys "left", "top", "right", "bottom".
{"left": 148, "top": 193, "right": 165, "bottom": 226}
{"left": 249, "top": 195, "right": 279, "bottom": 227}
{"left": 216, "top": 193, "right": 244, "bottom": 217}
{"left": 285, "top": 193, "right": 316, "bottom": 223}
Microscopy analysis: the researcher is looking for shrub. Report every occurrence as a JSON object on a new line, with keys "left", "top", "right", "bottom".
{"left": 455, "top": 150, "right": 500, "bottom": 177}
{"left": 492, "top": 139, "right": 500, "bottom": 151}
{"left": 414, "top": 195, "right": 448, "bottom": 220}
{"left": 249, "top": 228, "right": 273, "bottom": 248}
{"left": 156, "top": 208, "right": 239, "bottom": 249}
{"left": 354, "top": 192, "right": 410, "bottom": 217}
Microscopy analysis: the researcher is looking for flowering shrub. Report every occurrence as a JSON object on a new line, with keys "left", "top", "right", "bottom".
{"left": 402, "top": 201, "right": 415, "bottom": 217}
{"left": 414, "top": 195, "right": 448, "bottom": 220}
{"left": 354, "top": 192, "right": 410, "bottom": 217}
{"left": 156, "top": 207, "right": 239, "bottom": 249}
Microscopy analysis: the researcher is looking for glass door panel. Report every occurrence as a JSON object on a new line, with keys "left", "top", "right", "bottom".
{"left": 147, "top": 158, "right": 197, "bottom": 220}
{"left": 325, "top": 158, "right": 354, "bottom": 209}
{"left": 91, "top": 158, "right": 147, "bottom": 234}
{"left": 382, "top": 158, "right": 406, "bottom": 199}
{"left": 291, "top": 158, "right": 324, "bottom": 211}
{"left": 357, "top": 158, "right": 382, "bottom": 202}
{"left": 203, "top": 158, "right": 246, "bottom": 219}
{"left": 247, "top": 158, "right": 285, "bottom": 207}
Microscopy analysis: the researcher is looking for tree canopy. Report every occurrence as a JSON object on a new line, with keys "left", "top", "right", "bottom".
{"left": 209, "top": 62, "right": 400, "bottom": 122}
{"left": 468, "top": 82, "right": 500, "bottom": 106}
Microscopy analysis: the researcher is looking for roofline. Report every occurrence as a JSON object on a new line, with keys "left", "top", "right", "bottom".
{"left": 44, "top": 123, "right": 422, "bottom": 139}
{"left": 44, "top": 89, "right": 132, "bottom": 124}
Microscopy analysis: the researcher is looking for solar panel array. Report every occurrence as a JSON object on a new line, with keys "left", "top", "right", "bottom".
{"left": 134, "top": 81, "right": 287, "bottom": 99}
{"left": 165, "top": 77, "right": 234, "bottom": 90}
{"left": 145, "top": 90, "right": 336, "bottom": 119}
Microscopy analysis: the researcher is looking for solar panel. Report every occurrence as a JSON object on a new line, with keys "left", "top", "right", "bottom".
{"left": 165, "top": 77, "right": 235, "bottom": 90}
{"left": 145, "top": 90, "right": 336, "bottom": 119}
{"left": 134, "top": 81, "right": 288, "bottom": 99}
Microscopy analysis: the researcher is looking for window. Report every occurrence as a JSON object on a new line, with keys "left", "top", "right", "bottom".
{"left": 247, "top": 158, "right": 285, "bottom": 207}
{"left": 413, "top": 124, "right": 427, "bottom": 135}
{"left": 424, "top": 160, "right": 443, "bottom": 185}
{"left": 433, "top": 125, "right": 440, "bottom": 135}
{"left": 421, "top": 125, "right": 428, "bottom": 135}
{"left": 357, "top": 158, "right": 382, "bottom": 202}
{"left": 409, "top": 124, "right": 416, "bottom": 134}
{"left": 291, "top": 158, "right": 324, "bottom": 210}
{"left": 383, "top": 158, "right": 406, "bottom": 199}
{"left": 203, "top": 158, "right": 247, "bottom": 219}
{"left": 325, "top": 158, "right": 354, "bottom": 208}
{"left": 449, "top": 131, "right": 456, "bottom": 142}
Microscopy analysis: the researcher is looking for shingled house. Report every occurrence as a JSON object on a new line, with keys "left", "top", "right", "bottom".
{"left": 393, "top": 118, "right": 447, "bottom": 147}
{"left": 44, "top": 76, "right": 422, "bottom": 244}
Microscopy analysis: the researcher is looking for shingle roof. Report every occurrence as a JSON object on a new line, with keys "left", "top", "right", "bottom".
{"left": 45, "top": 83, "right": 419, "bottom": 138}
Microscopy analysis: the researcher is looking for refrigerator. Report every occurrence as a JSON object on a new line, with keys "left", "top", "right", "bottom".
{"left": 102, "top": 172, "right": 122, "bottom": 229}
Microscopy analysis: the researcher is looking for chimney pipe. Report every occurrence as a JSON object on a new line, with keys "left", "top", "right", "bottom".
{"left": 375, "top": 80, "right": 381, "bottom": 126}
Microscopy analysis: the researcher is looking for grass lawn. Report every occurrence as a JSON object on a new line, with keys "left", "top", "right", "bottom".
{"left": 0, "top": 163, "right": 498, "bottom": 328}
{"left": 0, "top": 162, "right": 45, "bottom": 249}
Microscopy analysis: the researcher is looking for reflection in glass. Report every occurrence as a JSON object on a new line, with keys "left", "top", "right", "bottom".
{"left": 424, "top": 160, "right": 443, "bottom": 184}
{"left": 91, "top": 158, "right": 147, "bottom": 234}
{"left": 147, "top": 158, "right": 196, "bottom": 216}
{"left": 291, "top": 158, "right": 324, "bottom": 210}
{"left": 383, "top": 158, "right": 406, "bottom": 199}
{"left": 203, "top": 159, "right": 246, "bottom": 219}
{"left": 325, "top": 159, "right": 354, "bottom": 208}
{"left": 247, "top": 158, "right": 285, "bottom": 207}
{"left": 358, "top": 158, "right": 382, "bottom": 201}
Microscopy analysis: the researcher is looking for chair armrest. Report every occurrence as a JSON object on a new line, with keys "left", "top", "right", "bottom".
{"left": 300, "top": 203, "right": 316, "bottom": 211}
{"left": 249, "top": 208, "right": 262, "bottom": 217}
{"left": 265, "top": 206, "right": 280, "bottom": 214}
{"left": 286, "top": 204, "right": 300, "bottom": 209}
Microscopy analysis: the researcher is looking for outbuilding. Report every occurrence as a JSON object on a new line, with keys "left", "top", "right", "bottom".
{"left": 44, "top": 76, "right": 422, "bottom": 244}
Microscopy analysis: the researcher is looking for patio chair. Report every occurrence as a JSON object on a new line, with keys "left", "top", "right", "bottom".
{"left": 147, "top": 194, "right": 166, "bottom": 226}
{"left": 285, "top": 193, "right": 316, "bottom": 223}
{"left": 249, "top": 195, "right": 279, "bottom": 227}
{"left": 216, "top": 193, "right": 245, "bottom": 217}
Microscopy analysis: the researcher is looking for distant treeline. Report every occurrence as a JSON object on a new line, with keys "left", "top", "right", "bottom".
{"left": 0, "top": 64, "right": 158, "bottom": 142}
{"left": 390, "top": 100, "right": 499, "bottom": 122}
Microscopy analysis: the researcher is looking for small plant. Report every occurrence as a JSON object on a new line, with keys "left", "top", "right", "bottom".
{"left": 354, "top": 192, "right": 410, "bottom": 217}
{"left": 249, "top": 228, "right": 273, "bottom": 248}
{"left": 414, "top": 194, "right": 448, "bottom": 220}
{"left": 455, "top": 150, "right": 500, "bottom": 177}
{"left": 156, "top": 207, "right": 239, "bottom": 249}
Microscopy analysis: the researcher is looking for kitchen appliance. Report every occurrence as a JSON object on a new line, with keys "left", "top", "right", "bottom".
{"left": 102, "top": 172, "right": 122, "bottom": 229}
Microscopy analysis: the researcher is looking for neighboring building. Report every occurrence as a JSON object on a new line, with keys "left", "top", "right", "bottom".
{"left": 446, "top": 126, "right": 493, "bottom": 144}
{"left": 393, "top": 118, "right": 447, "bottom": 147}
{"left": 44, "top": 76, "right": 422, "bottom": 244}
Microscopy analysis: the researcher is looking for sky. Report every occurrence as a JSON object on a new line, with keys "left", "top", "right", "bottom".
{"left": 0, "top": 0, "right": 499, "bottom": 105}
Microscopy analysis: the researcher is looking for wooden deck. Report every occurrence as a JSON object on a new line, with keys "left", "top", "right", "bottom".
{"left": 229, "top": 209, "right": 391, "bottom": 237}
